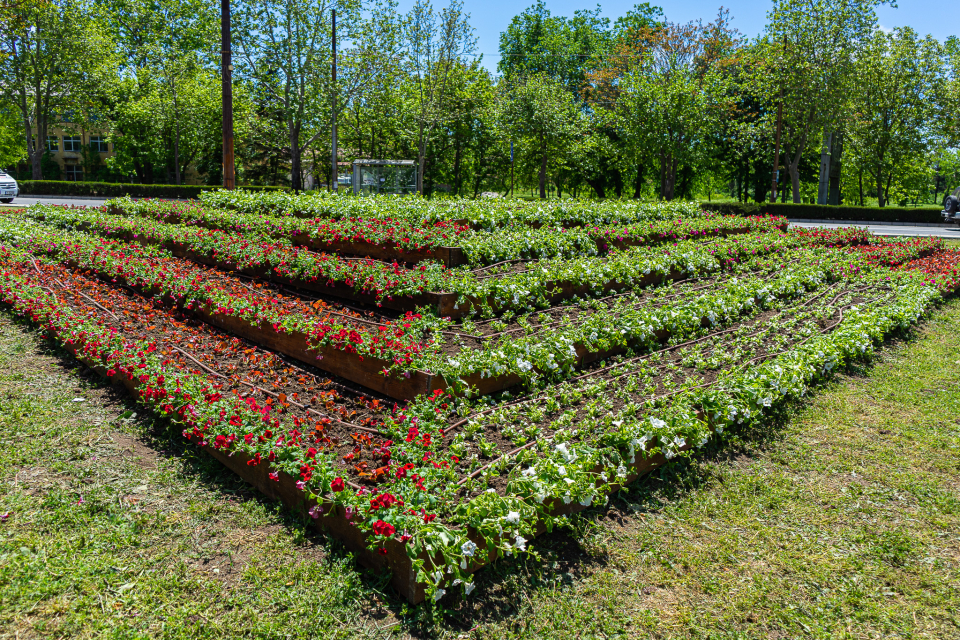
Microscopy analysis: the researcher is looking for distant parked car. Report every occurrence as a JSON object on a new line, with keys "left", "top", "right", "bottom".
{"left": 0, "top": 171, "right": 18, "bottom": 203}
{"left": 942, "top": 187, "right": 960, "bottom": 224}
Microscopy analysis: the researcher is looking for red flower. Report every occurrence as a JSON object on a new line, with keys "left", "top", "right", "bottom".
{"left": 331, "top": 477, "right": 345, "bottom": 492}
{"left": 372, "top": 519, "right": 396, "bottom": 537}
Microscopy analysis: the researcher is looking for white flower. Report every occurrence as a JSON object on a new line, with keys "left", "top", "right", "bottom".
{"left": 521, "top": 466, "right": 537, "bottom": 477}
{"left": 433, "top": 588, "right": 446, "bottom": 602}
{"left": 461, "top": 540, "right": 478, "bottom": 557}
{"left": 505, "top": 511, "right": 521, "bottom": 524}
{"left": 555, "top": 442, "right": 577, "bottom": 462}
{"left": 558, "top": 465, "right": 566, "bottom": 476}
{"left": 517, "top": 358, "right": 533, "bottom": 372}
{"left": 464, "top": 582, "right": 475, "bottom": 595}
{"left": 514, "top": 535, "right": 527, "bottom": 551}
{"left": 649, "top": 417, "right": 667, "bottom": 429}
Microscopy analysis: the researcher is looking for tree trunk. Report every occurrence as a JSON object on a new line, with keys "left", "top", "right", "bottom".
{"left": 452, "top": 135, "right": 463, "bottom": 196}
{"left": 788, "top": 151, "right": 802, "bottom": 204}
{"left": 661, "top": 155, "right": 677, "bottom": 201}
{"left": 290, "top": 128, "right": 302, "bottom": 192}
{"left": 658, "top": 152, "right": 667, "bottom": 200}
{"left": 876, "top": 166, "right": 885, "bottom": 207}
{"left": 21, "top": 94, "right": 43, "bottom": 179}
{"left": 538, "top": 132, "right": 547, "bottom": 199}
{"left": 633, "top": 163, "right": 644, "bottom": 199}
{"left": 817, "top": 130, "right": 832, "bottom": 205}
{"left": 858, "top": 168, "right": 864, "bottom": 206}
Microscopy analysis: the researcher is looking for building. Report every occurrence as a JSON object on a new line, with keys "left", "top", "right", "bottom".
{"left": 40, "top": 126, "right": 113, "bottom": 181}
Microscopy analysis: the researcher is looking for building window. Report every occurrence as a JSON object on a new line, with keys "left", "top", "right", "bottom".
{"left": 63, "top": 135, "right": 83, "bottom": 152}
{"left": 89, "top": 136, "right": 108, "bottom": 153}
{"left": 65, "top": 165, "right": 83, "bottom": 182}
{"left": 46, "top": 136, "right": 59, "bottom": 152}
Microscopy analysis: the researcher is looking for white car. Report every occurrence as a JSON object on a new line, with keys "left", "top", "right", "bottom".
{"left": 0, "top": 172, "right": 18, "bottom": 203}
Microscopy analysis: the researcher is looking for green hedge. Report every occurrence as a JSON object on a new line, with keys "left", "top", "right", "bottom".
{"left": 702, "top": 201, "right": 944, "bottom": 223}
{"left": 16, "top": 180, "right": 287, "bottom": 199}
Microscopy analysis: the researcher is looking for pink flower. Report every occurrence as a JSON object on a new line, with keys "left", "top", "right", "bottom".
{"left": 296, "top": 480, "right": 306, "bottom": 490}
{"left": 268, "top": 471, "right": 279, "bottom": 482}
{"left": 309, "top": 504, "right": 323, "bottom": 519}
{"left": 0, "top": 511, "right": 10, "bottom": 522}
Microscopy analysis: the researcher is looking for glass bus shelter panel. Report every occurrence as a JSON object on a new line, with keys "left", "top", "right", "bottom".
{"left": 353, "top": 164, "right": 418, "bottom": 196}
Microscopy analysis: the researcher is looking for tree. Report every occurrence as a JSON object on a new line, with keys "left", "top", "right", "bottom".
{"left": 0, "top": 0, "right": 104, "bottom": 179}
{"left": 0, "top": 104, "right": 25, "bottom": 170}
{"left": 940, "top": 36, "right": 960, "bottom": 150}
{"left": 846, "top": 28, "right": 942, "bottom": 207}
{"left": 93, "top": 0, "right": 217, "bottom": 183}
{"left": 404, "top": 0, "right": 476, "bottom": 193}
{"left": 500, "top": 74, "right": 582, "bottom": 199}
{"left": 498, "top": 0, "right": 613, "bottom": 95}
{"left": 610, "top": 12, "right": 737, "bottom": 200}
{"left": 751, "top": 0, "right": 880, "bottom": 203}
{"left": 234, "top": 0, "right": 400, "bottom": 190}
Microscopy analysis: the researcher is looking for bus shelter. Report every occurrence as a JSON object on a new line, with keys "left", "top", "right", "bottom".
{"left": 352, "top": 159, "right": 418, "bottom": 196}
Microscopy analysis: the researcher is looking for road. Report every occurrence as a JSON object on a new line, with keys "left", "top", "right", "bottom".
{"left": 0, "top": 196, "right": 113, "bottom": 208}
{"left": 788, "top": 220, "right": 960, "bottom": 238}
{"left": 2, "top": 197, "right": 959, "bottom": 239}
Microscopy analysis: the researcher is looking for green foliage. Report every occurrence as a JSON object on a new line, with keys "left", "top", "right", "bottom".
{"left": 498, "top": 74, "right": 583, "bottom": 199}
{"left": 845, "top": 28, "right": 944, "bottom": 207}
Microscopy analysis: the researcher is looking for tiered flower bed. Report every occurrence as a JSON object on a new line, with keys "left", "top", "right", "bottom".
{"left": 0, "top": 198, "right": 950, "bottom": 605}
{"left": 62, "top": 200, "right": 786, "bottom": 266}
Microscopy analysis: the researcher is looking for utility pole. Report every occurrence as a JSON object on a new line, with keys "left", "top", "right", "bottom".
{"left": 221, "top": 0, "right": 235, "bottom": 190}
{"left": 817, "top": 130, "right": 832, "bottom": 205}
{"left": 770, "top": 94, "right": 783, "bottom": 203}
{"left": 770, "top": 38, "right": 785, "bottom": 203}
{"left": 330, "top": 9, "right": 338, "bottom": 192}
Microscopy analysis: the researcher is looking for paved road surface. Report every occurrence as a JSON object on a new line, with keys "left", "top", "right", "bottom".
{"left": 789, "top": 220, "right": 960, "bottom": 238}
{"left": 0, "top": 196, "right": 111, "bottom": 208}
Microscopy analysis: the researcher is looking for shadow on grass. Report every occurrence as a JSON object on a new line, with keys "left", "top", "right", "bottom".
{"left": 14, "top": 310, "right": 936, "bottom": 637}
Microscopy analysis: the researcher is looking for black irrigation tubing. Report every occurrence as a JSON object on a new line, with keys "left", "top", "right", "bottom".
{"left": 475, "top": 283, "right": 732, "bottom": 341}
{"left": 464, "top": 263, "right": 783, "bottom": 329}
{"left": 723, "top": 293, "right": 894, "bottom": 377}
{"left": 31, "top": 260, "right": 121, "bottom": 322}
{"left": 601, "top": 285, "right": 881, "bottom": 384}
{"left": 468, "top": 258, "right": 533, "bottom": 274}
{"left": 456, "top": 440, "right": 538, "bottom": 487}
{"left": 169, "top": 345, "right": 385, "bottom": 437}
{"left": 463, "top": 271, "right": 780, "bottom": 340}
{"left": 442, "top": 281, "right": 872, "bottom": 435}
{"left": 484, "top": 295, "right": 893, "bottom": 486}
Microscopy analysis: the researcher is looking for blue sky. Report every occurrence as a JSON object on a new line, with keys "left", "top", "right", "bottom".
{"left": 395, "top": 0, "right": 956, "bottom": 73}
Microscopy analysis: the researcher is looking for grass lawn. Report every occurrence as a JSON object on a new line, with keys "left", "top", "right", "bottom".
{"left": 1, "top": 295, "right": 959, "bottom": 639}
